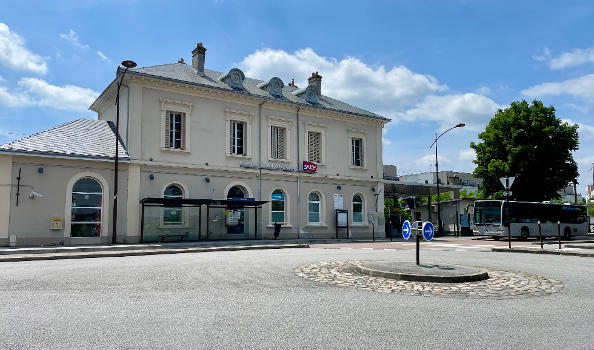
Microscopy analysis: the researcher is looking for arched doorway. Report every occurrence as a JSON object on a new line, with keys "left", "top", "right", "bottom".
{"left": 226, "top": 185, "right": 246, "bottom": 235}
{"left": 71, "top": 177, "right": 103, "bottom": 237}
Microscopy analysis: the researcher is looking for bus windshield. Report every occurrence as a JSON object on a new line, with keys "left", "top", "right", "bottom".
{"left": 474, "top": 201, "right": 502, "bottom": 225}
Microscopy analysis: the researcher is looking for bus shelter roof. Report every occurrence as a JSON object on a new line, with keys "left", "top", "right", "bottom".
{"left": 140, "top": 198, "right": 268, "bottom": 207}
{"left": 384, "top": 179, "right": 463, "bottom": 197}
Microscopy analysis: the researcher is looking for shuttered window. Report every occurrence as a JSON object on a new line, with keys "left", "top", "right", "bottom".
{"left": 165, "top": 111, "right": 185, "bottom": 149}
{"left": 307, "top": 131, "right": 321, "bottom": 163}
{"left": 351, "top": 137, "right": 363, "bottom": 167}
{"left": 271, "top": 126, "right": 286, "bottom": 159}
{"left": 230, "top": 121, "right": 246, "bottom": 155}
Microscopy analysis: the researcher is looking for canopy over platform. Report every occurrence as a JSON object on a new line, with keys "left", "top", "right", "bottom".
{"left": 384, "top": 180, "right": 463, "bottom": 197}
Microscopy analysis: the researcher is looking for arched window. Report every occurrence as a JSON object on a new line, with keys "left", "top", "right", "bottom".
{"left": 271, "top": 189, "right": 286, "bottom": 224}
{"left": 352, "top": 193, "right": 364, "bottom": 223}
{"left": 227, "top": 185, "right": 246, "bottom": 199}
{"left": 163, "top": 184, "right": 184, "bottom": 225}
{"left": 308, "top": 192, "right": 321, "bottom": 224}
{"left": 71, "top": 177, "right": 103, "bottom": 237}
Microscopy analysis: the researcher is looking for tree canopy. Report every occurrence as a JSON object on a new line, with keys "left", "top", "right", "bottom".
{"left": 470, "top": 100, "right": 579, "bottom": 202}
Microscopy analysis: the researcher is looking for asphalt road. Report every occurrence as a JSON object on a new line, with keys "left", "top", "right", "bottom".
{"left": 0, "top": 247, "right": 592, "bottom": 350}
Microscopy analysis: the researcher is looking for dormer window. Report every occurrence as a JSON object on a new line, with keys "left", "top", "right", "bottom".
{"left": 257, "top": 77, "right": 284, "bottom": 98}
{"left": 220, "top": 68, "right": 245, "bottom": 90}
{"left": 293, "top": 85, "right": 318, "bottom": 104}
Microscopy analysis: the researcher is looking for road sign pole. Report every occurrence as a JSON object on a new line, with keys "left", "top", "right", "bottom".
{"left": 507, "top": 194, "right": 511, "bottom": 249}
{"left": 416, "top": 226, "right": 420, "bottom": 266}
{"left": 538, "top": 221, "right": 543, "bottom": 249}
{"left": 557, "top": 221, "right": 561, "bottom": 250}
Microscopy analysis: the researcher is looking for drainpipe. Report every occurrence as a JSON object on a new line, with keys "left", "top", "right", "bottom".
{"left": 296, "top": 106, "right": 301, "bottom": 239}
{"left": 258, "top": 101, "right": 266, "bottom": 239}
{"left": 258, "top": 101, "right": 266, "bottom": 200}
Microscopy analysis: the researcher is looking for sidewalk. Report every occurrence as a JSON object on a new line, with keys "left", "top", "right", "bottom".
{"left": 0, "top": 239, "right": 314, "bottom": 263}
{"left": 491, "top": 244, "right": 594, "bottom": 257}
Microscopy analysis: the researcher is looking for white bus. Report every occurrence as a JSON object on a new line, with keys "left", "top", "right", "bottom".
{"left": 472, "top": 200, "right": 589, "bottom": 240}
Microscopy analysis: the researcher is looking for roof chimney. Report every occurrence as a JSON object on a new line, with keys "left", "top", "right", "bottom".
{"left": 307, "top": 71, "right": 322, "bottom": 95}
{"left": 178, "top": 58, "right": 185, "bottom": 64}
{"left": 288, "top": 79, "right": 297, "bottom": 88}
{"left": 192, "top": 42, "right": 207, "bottom": 73}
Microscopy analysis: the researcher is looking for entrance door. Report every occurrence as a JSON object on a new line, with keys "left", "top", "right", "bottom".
{"left": 226, "top": 186, "right": 246, "bottom": 235}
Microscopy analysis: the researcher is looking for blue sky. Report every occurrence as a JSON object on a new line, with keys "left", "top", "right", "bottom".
{"left": 1, "top": 0, "right": 593, "bottom": 191}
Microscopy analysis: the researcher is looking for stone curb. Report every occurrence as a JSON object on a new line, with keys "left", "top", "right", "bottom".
{"left": 0, "top": 243, "right": 309, "bottom": 263}
{"left": 351, "top": 263, "right": 489, "bottom": 283}
{"left": 491, "top": 247, "right": 594, "bottom": 257}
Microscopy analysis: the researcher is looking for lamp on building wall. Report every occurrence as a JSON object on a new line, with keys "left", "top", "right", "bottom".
{"left": 429, "top": 123, "right": 465, "bottom": 235}
{"left": 112, "top": 59, "right": 137, "bottom": 244}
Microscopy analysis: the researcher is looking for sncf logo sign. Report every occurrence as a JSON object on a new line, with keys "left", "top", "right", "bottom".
{"left": 302, "top": 161, "right": 317, "bottom": 172}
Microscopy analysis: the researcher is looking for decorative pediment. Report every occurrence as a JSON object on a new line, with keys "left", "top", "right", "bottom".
{"left": 219, "top": 68, "right": 245, "bottom": 90}
{"left": 257, "top": 77, "right": 284, "bottom": 97}
{"left": 293, "top": 85, "right": 318, "bottom": 104}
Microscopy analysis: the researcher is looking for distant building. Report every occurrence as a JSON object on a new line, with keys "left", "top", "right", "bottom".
{"left": 585, "top": 185, "right": 594, "bottom": 203}
{"left": 556, "top": 184, "right": 582, "bottom": 204}
{"left": 398, "top": 171, "right": 482, "bottom": 195}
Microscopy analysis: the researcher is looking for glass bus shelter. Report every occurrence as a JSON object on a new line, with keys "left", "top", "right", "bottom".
{"left": 140, "top": 198, "right": 267, "bottom": 243}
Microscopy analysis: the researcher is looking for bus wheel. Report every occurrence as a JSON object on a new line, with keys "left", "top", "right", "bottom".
{"left": 492, "top": 236, "right": 501, "bottom": 241}
{"left": 563, "top": 227, "right": 571, "bottom": 240}
{"left": 520, "top": 227, "right": 529, "bottom": 240}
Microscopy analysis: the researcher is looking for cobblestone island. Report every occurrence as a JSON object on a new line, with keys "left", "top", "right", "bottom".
{"left": 294, "top": 261, "right": 564, "bottom": 299}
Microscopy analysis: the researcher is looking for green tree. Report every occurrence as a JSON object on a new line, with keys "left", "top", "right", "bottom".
{"left": 460, "top": 188, "right": 483, "bottom": 199}
{"left": 384, "top": 198, "right": 412, "bottom": 221}
{"left": 471, "top": 100, "right": 579, "bottom": 201}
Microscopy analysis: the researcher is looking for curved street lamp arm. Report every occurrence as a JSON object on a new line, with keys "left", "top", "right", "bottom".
{"left": 429, "top": 123, "right": 465, "bottom": 148}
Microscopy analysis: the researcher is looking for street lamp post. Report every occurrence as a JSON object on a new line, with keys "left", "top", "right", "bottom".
{"left": 430, "top": 123, "right": 465, "bottom": 236}
{"left": 112, "top": 60, "right": 137, "bottom": 244}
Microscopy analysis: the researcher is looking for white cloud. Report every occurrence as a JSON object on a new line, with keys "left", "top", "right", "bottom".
{"left": 17, "top": 78, "right": 98, "bottom": 111}
{"left": 532, "top": 47, "right": 594, "bottom": 70}
{"left": 522, "top": 74, "right": 594, "bottom": 100}
{"left": 562, "top": 118, "right": 594, "bottom": 140}
{"left": 382, "top": 127, "right": 392, "bottom": 145}
{"left": 532, "top": 47, "right": 551, "bottom": 62}
{"left": 0, "top": 78, "right": 98, "bottom": 111}
{"left": 395, "top": 93, "right": 500, "bottom": 131}
{"left": 459, "top": 148, "right": 476, "bottom": 162}
{"left": 414, "top": 153, "right": 450, "bottom": 168}
{"left": 239, "top": 48, "right": 447, "bottom": 111}
{"left": 0, "top": 23, "right": 47, "bottom": 74}
{"left": 564, "top": 102, "right": 589, "bottom": 114}
{"left": 97, "top": 50, "right": 110, "bottom": 62}
{"left": 0, "top": 85, "right": 31, "bottom": 107}
{"left": 238, "top": 47, "right": 502, "bottom": 132}
{"left": 476, "top": 86, "right": 491, "bottom": 95}
{"left": 59, "top": 29, "right": 89, "bottom": 49}
{"left": 549, "top": 47, "right": 594, "bottom": 70}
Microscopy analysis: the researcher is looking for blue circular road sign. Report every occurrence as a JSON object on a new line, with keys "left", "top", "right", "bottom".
{"left": 422, "top": 222, "right": 434, "bottom": 241}
{"left": 402, "top": 220, "right": 411, "bottom": 240}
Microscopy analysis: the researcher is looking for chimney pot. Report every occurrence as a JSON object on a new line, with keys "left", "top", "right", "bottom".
{"left": 178, "top": 58, "right": 184, "bottom": 64}
{"left": 307, "top": 71, "right": 322, "bottom": 95}
{"left": 192, "top": 42, "right": 207, "bottom": 73}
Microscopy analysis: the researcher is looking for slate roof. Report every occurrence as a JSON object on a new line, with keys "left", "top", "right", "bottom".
{"left": 0, "top": 119, "right": 129, "bottom": 161}
{"left": 118, "top": 63, "right": 389, "bottom": 122}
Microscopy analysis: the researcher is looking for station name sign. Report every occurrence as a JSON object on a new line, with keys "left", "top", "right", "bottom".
{"left": 240, "top": 160, "right": 295, "bottom": 172}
